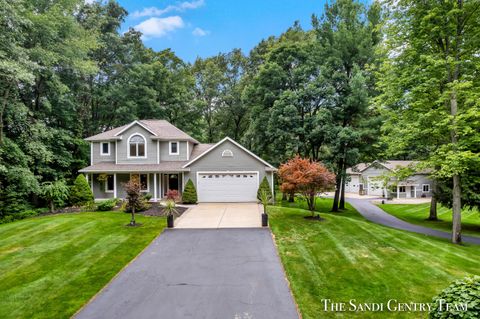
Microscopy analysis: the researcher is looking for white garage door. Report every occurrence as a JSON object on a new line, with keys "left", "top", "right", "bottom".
{"left": 197, "top": 172, "right": 259, "bottom": 202}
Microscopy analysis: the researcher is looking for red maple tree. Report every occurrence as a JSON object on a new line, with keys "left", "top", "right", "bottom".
{"left": 278, "top": 156, "right": 336, "bottom": 216}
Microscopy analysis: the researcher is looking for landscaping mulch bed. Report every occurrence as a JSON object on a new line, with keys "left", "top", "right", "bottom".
{"left": 140, "top": 202, "right": 189, "bottom": 217}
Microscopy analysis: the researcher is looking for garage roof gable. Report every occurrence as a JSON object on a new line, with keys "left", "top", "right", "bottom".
{"left": 182, "top": 137, "right": 276, "bottom": 169}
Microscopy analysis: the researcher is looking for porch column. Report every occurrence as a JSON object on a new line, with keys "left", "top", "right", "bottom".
{"left": 181, "top": 172, "right": 184, "bottom": 191}
{"left": 397, "top": 185, "right": 400, "bottom": 199}
{"left": 414, "top": 186, "right": 417, "bottom": 198}
{"left": 154, "top": 173, "right": 157, "bottom": 201}
{"left": 113, "top": 173, "right": 117, "bottom": 198}
{"left": 90, "top": 174, "right": 93, "bottom": 192}
{"left": 159, "top": 173, "right": 162, "bottom": 199}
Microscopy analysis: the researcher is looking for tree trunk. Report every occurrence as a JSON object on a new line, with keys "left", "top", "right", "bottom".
{"left": 331, "top": 160, "right": 343, "bottom": 212}
{"left": 0, "top": 87, "right": 10, "bottom": 145}
{"left": 282, "top": 192, "right": 287, "bottom": 201}
{"left": 331, "top": 177, "right": 340, "bottom": 212}
{"left": 428, "top": 180, "right": 438, "bottom": 220}
{"left": 288, "top": 191, "right": 294, "bottom": 202}
{"left": 450, "top": 90, "right": 461, "bottom": 244}
{"left": 49, "top": 201, "right": 54, "bottom": 214}
{"left": 339, "top": 164, "right": 347, "bottom": 210}
{"left": 309, "top": 193, "right": 315, "bottom": 216}
{"left": 131, "top": 207, "right": 136, "bottom": 226}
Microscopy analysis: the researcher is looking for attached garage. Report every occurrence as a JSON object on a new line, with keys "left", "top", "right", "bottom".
{"left": 182, "top": 137, "right": 276, "bottom": 203}
{"left": 197, "top": 172, "right": 258, "bottom": 202}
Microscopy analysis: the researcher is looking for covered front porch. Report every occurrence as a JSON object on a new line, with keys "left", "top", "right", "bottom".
{"left": 391, "top": 184, "right": 420, "bottom": 199}
{"left": 84, "top": 172, "right": 185, "bottom": 201}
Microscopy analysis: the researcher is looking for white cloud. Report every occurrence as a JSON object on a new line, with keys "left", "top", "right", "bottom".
{"left": 132, "top": 0, "right": 204, "bottom": 18}
{"left": 192, "top": 27, "right": 209, "bottom": 37}
{"left": 134, "top": 16, "right": 185, "bottom": 38}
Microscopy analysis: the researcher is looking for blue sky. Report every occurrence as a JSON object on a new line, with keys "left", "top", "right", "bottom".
{"left": 118, "top": 0, "right": 328, "bottom": 62}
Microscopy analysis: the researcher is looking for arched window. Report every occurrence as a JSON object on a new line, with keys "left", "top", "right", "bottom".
{"left": 129, "top": 134, "right": 146, "bottom": 157}
{"left": 222, "top": 149, "right": 233, "bottom": 157}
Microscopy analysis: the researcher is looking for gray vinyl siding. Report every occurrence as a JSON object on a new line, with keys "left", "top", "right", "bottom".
{"left": 116, "top": 125, "right": 157, "bottom": 164}
{"left": 183, "top": 140, "right": 273, "bottom": 195}
{"left": 92, "top": 142, "right": 116, "bottom": 164}
{"left": 91, "top": 174, "right": 114, "bottom": 199}
{"left": 159, "top": 141, "right": 189, "bottom": 161}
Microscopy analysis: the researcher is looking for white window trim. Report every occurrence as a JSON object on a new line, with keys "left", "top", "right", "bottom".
{"left": 422, "top": 184, "right": 430, "bottom": 192}
{"left": 127, "top": 133, "right": 147, "bottom": 159}
{"left": 222, "top": 149, "right": 233, "bottom": 157}
{"left": 100, "top": 142, "right": 110, "bottom": 156}
{"left": 130, "top": 173, "right": 150, "bottom": 192}
{"left": 105, "top": 174, "right": 114, "bottom": 193}
{"left": 169, "top": 141, "right": 179, "bottom": 155}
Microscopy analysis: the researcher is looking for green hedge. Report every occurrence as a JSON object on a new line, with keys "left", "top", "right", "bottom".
{"left": 257, "top": 176, "right": 272, "bottom": 200}
{"left": 97, "top": 198, "right": 119, "bottom": 211}
{"left": 182, "top": 179, "right": 198, "bottom": 204}
{"left": 70, "top": 174, "right": 94, "bottom": 206}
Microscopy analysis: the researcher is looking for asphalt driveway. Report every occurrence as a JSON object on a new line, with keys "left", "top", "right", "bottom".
{"left": 347, "top": 198, "right": 480, "bottom": 245}
{"left": 75, "top": 228, "right": 298, "bottom": 319}
{"left": 175, "top": 203, "right": 262, "bottom": 228}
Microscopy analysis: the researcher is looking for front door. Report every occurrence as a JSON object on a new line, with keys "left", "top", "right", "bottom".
{"left": 168, "top": 174, "right": 179, "bottom": 192}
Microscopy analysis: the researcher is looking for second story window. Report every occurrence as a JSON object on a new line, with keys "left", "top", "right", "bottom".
{"left": 129, "top": 135, "right": 146, "bottom": 157}
{"left": 101, "top": 142, "right": 110, "bottom": 156}
{"left": 169, "top": 141, "right": 179, "bottom": 155}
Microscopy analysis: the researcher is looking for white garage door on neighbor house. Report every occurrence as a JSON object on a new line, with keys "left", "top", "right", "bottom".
{"left": 197, "top": 172, "right": 259, "bottom": 202}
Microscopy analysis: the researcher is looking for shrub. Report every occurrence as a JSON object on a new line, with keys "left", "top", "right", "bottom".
{"left": 0, "top": 209, "right": 41, "bottom": 224}
{"left": 70, "top": 174, "right": 94, "bottom": 206}
{"left": 257, "top": 176, "right": 272, "bottom": 200}
{"left": 97, "top": 198, "right": 119, "bottom": 211}
{"left": 429, "top": 276, "right": 480, "bottom": 319}
{"left": 166, "top": 189, "right": 180, "bottom": 202}
{"left": 143, "top": 193, "right": 152, "bottom": 201}
{"left": 182, "top": 179, "right": 197, "bottom": 204}
{"left": 40, "top": 180, "right": 70, "bottom": 213}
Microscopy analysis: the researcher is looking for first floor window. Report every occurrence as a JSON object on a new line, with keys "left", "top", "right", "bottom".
{"left": 131, "top": 174, "right": 148, "bottom": 191}
{"left": 106, "top": 175, "right": 114, "bottom": 192}
{"left": 399, "top": 186, "right": 406, "bottom": 193}
{"left": 423, "top": 184, "right": 430, "bottom": 192}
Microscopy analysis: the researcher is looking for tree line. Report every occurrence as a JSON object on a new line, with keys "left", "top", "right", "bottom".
{"left": 1, "top": 0, "right": 479, "bottom": 243}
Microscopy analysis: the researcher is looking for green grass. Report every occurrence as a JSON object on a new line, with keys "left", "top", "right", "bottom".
{"left": 0, "top": 212, "right": 165, "bottom": 319}
{"left": 269, "top": 198, "right": 480, "bottom": 318}
{"left": 379, "top": 203, "right": 480, "bottom": 238}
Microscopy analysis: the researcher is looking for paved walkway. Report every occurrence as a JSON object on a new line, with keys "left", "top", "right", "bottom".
{"left": 75, "top": 229, "right": 298, "bottom": 319}
{"left": 346, "top": 198, "right": 480, "bottom": 245}
{"left": 175, "top": 203, "right": 262, "bottom": 228}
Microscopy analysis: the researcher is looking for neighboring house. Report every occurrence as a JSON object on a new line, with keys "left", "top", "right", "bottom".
{"left": 345, "top": 160, "right": 433, "bottom": 198}
{"left": 79, "top": 120, "right": 276, "bottom": 202}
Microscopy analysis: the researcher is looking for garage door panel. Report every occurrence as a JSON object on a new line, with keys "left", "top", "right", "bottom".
{"left": 197, "top": 173, "right": 258, "bottom": 202}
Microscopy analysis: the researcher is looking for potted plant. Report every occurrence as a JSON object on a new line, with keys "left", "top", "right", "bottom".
{"left": 163, "top": 199, "right": 178, "bottom": 228}
{"left": 259, "top": 189, "right": 271, "bottom": 227}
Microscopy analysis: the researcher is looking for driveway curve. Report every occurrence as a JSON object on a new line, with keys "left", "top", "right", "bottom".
{"left": 346, "top": 198, "right": 480, "bottom": 245}
{"left": 75, "top": 228, "right": 298, "bottom": 319}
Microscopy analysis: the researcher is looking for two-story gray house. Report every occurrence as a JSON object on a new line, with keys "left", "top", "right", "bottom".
{"left": 345, "top": 160, "right": 433, "bottom": 198}
{"left": 79, "top": 120, "right": 276, "bottom": 202}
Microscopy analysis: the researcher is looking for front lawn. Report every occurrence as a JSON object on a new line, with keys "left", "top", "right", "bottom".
{"left": 269, "top": 198, "right": 480, "bottom": 318}
{"left": 379, "top": 203, "right": 480, "bottom": 238}
{"left": 0, "top": 212, "right": 165, "bottom": 319}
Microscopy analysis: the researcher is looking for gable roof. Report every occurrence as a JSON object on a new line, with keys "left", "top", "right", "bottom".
{"left": 182, "top": 137, "right": 276, "bottom": 169}
{"left": 85, "top": 120, "right": 199, "bottom": 143}
{"left": 347, "top": 160, "right": 429, "bottom": 175}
